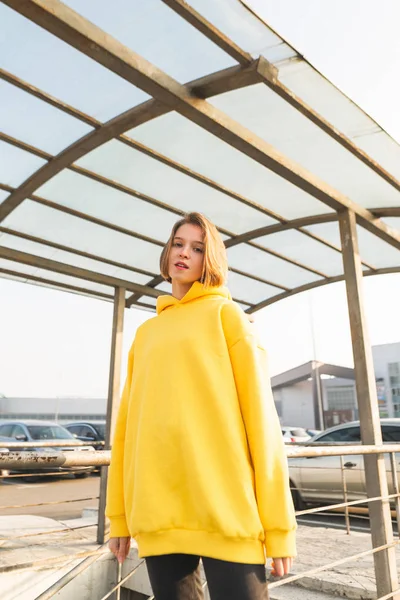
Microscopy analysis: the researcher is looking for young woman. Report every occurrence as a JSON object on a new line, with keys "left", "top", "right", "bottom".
{"left": 106, "top": 212, "right": 296, "bottom": 600}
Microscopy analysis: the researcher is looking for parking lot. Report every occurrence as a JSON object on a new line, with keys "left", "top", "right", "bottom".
{"left": 0, "top": 473, "right": 100, "bottom": 521}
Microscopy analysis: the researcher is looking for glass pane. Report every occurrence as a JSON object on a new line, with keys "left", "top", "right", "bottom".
{"left": 0, "top": 81, "right": 93, "bottom": 154}
{"left": 382, "top": 217, "right": 400, "bottom": 233}
{"left": 126, "top": 112, "right": 331, "bottom": 220}
{"left": 156, "top": 281, "right": 172, "bottom": 293}
{"left": 76, "top": 139, "right": 277, "bottom": 232}
{"left": 356, "top": 227, "right": 400, "bottom": 268}
{"left": 2, "top": 200, "right": 162, "bottom": 274}
{"left": 227, "top": 243, "right": 322, "bottom": 289}
{"left": 37, "top": 170, "right": 178, "bottom": 243}
{"left": 0, "top": 258, "right": 37, "bottom": 276}
{"left": 0, "top": 141, "right": 46, "bottom": 186}
{"left": 187, "top": 0, "right": 296, "bottom": 63}
{"left": 63, "top": 0, "right": 235, "bottom": 83}
{"left": 356, "top": 131, "right": 400, "bottom": 182}
{"left": 256, "top": 230, "right": 344, "bottom": 277}
{"left": 0, "top": 4, "right": 149, "bottom": 121}
{"left": 210, "top": 83, "right": 400, "bottom": 211}
{"left": 279, "top": 60, "right": 377, "bottom": 142}
{"left": 0, "top": 257, "right": 113, "bottom": 296}
{"left": 279, "top": 61, "right": 400, "bottom": 185}
{"left": 0, "top": 231, "right": 152, "bottom": 286}
{"left": 0, "top": 190, "right": 9, "bottom": 205}
{"left": 227, "top": 270, "right": 281, "bottom": 304}
{"left": 304, "top": 222, "right": 342, "bottom": 249}
{"left": 137, "top": 295, "right": 157, "bottom": 307}
{"left": 28, "top": 268, "right": 114, "bottom": 296}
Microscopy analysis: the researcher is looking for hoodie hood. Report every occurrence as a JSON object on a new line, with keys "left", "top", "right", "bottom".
{"left": 156, "top": 281, "right": 231, "bottom": 315}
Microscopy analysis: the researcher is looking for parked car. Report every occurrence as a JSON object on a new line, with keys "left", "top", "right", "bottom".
{"left": 288, "top": 418, "right": 400, "bottom": 511}
{"left": 0, "top": 436, "right": 10, "bottom": 480}
{"left": 0, "top": 420, "right": 95, "bottom": 477}
{"left": 281, "top": 426, "right": 311, "bottom": 444}
{"left": 64, "top": 421, "right": 105, "bottom": 449}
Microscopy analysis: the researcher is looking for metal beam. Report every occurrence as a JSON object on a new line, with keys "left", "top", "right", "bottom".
{"left": 0, "top": 153, "right": 332, "bottom": 281}
{"left": 0, "top": 226, "right": 156, "bottom": 278}
{"left": 2, "top": 68, "right": 395, "bottom": 268}
{"left": 0, "top": 65, "right": 261, "bottom": 224}
{"left": 162, "top": 0, "right": 255, "bottom": 66}
{"left": 164, "top": 0, "right": 400, "bottom": 198}
{"left": 248, "top": 266, "right": 400, "bottom": 313}
{"left": 338, "top": 209, "right": 399, "bottom": 599}
{"left": 5, "top": 0, "right": 398, "bottom": 251}
{"left": 0, "top": 246, "right": 162, "bottom": 297}
{"left": 0, "top": 267, "right": 114, "bottom": 300}
{"left": 98, "top": 286, "right": 125, "bottom": 544}
{"left": 225, "top": 215, "right": 376, "bottom": 270}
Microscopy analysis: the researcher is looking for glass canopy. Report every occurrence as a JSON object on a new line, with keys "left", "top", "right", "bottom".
{"left": 0, "top": 0, "right": 399, "bottom": 313}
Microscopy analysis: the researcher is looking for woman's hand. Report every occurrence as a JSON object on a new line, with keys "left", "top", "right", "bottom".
{"left": 271, "top": 557, "right": 293, "bottom": 577}
{"left": 109, "top": 536, "right": 131, "bottom": 564}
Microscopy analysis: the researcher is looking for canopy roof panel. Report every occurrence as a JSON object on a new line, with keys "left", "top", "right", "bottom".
{"left": 0, "top": 0, "right": 399, "bottom": 313}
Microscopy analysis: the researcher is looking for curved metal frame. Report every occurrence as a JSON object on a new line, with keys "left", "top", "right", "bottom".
{"left": 0, "top": 0, "right": 399, "bottom": 313}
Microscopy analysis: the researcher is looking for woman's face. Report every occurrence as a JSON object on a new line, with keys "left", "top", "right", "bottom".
{"left": 168, "top": 223, "right": 205, "bottom": 285}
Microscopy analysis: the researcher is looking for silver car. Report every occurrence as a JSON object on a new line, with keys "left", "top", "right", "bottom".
{"left": 288, "top": 419, "right": 400, "bottom": 511}
{"left": 0, "top": 420, "right": 95, "bottom": 478}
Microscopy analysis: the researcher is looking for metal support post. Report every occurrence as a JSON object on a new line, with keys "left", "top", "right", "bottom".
{"left": 312, "top": 362, "right": 324, "bottom": 430}
{"left": 339, "top": 209, "right": 399, "bottom": 599}
{"left": 97, "top": 287, "right": 126, "bottom": 544}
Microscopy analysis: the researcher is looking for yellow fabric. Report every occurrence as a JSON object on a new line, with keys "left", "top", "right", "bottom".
{"left": 106, "top": 282, "right": 296, "bottom": 563}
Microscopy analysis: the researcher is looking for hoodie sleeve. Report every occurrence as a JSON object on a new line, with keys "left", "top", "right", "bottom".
{"left": 105, "top": 342, "right": 135, "bottom": 538}
{"left": 221, "top": 302, "right": 297, "bottom": 558}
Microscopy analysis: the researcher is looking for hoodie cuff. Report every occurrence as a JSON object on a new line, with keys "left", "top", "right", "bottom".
{"left": 264, "top": 529, "right": 297, "bottom": 559}
{"left": 109, "top": 515, "right": 130, "bottom": 538}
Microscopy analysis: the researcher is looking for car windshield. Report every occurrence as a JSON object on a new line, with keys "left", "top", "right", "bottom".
{"left": 291, "top": 429, "right": 308, "bottom": 437}
{"left": 27, "top": 425, "right": 74, "bottom": 440}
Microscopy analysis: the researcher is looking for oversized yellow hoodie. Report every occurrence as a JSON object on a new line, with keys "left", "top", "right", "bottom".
{"left": 106, "top": 282, "right": 296, "bottom": 563}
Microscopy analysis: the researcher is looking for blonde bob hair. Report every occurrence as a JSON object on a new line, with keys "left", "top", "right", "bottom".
{"left": 160, "top": 212, "right": 228, "bottom": 288}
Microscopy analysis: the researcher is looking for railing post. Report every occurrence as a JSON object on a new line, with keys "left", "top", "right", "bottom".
{"left": 339, "top": 209, "right": 399, "bottom": 599}
{"left": 340, "top": 455, "right": 351, "bottom": 535}
{"left": 97, "top": 287, "right": 125, "bottom": 544}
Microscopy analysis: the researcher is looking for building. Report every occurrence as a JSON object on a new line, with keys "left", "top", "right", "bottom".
{"left": 0, "top": 396, "right": 106, "bottom": 423}
{"left": 271, "top": 361, "right": 357, "bottom": 430}
{"left": 1, "top": 343, "right": 399, "bottom": 430}
{"left": 373, "top": 342, "right": 400, "bottom": 418}
{"left": 272, "top": 342, "right": 400, "bottom": 429}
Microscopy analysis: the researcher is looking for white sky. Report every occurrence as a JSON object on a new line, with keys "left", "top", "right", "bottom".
{"left": 0, "top": 0, "right": 399, "bottom": 397}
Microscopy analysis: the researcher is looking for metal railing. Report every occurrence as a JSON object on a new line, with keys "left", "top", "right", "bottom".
{"left": 1, "top": 444, "right": 400, "bottom": 600}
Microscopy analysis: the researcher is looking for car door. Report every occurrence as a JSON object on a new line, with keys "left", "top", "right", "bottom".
{"left": 381, "top": 425, "right": 400, "bottom": 500}
{"left": 291, "top": 426, "right": 363, "bottom": 504}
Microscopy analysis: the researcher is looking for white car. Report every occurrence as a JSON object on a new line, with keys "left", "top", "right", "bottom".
{"left": 281, "top": 426, "right": 311, "bottom": 444}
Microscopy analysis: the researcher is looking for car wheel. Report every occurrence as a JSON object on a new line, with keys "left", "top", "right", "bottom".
{"left": 290, "top": 480, "right": 305, "bottom": 511}
{"left": 74, "top": 472, "right": 90, "bottom": 479}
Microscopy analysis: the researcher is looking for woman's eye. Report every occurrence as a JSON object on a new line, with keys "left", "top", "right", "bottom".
{"left": 194, "top": 247, "right": 204, "bottom": 253}
{"left": 173, "top": 242, "right": 182, "bottom": 247}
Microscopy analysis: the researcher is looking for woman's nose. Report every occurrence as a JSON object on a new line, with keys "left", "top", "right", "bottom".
{"left": 179, "top": 246, "right": 189, "bottom": 258}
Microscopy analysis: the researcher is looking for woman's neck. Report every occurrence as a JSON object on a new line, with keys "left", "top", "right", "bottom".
{"left": 171, "top": 280, "right": 193, "bottom": 300}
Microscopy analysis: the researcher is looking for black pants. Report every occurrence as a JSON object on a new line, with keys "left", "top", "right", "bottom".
{"left": 146, "top": 554, "right": 269, "bottom": 600}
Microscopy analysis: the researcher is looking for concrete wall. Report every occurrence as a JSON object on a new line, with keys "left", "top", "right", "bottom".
{"left": 273, "top": 380, "right": 315, "bottom": 428}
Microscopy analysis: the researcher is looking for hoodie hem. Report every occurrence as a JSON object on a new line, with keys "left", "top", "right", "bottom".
{"left": 136, "top": 529, "right": 265, "bottom": 564}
